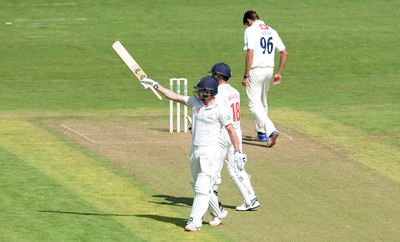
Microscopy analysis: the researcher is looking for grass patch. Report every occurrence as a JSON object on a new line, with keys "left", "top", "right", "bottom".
{"left": 0, "top": 147, "right": 141, "bottom": 241}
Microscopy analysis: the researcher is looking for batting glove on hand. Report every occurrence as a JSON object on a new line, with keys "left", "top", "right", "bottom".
{"left": 141, "top": 78, "right": 159, "bottom": 90}
{"left": 234, "top": 151, "right": 247, "bottom": 171}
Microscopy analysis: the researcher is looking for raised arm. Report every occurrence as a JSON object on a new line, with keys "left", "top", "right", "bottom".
{"left": 141, "top": 78, "right": 186, "bottom": 104}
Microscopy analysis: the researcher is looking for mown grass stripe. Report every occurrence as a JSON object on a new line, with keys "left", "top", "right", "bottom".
{"left": 0, "top": 147, "right": 143, "bottom": 241}
{"left": 0, "top": 120, "right": 230, "bottom": 241}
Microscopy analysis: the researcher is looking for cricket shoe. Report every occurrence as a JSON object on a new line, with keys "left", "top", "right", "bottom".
{"left": 209, "top": 209, "right": 228, "bottom": 226}
{"left": 236, "top": 198, "right": 260, "bottom": 211}
{"left": 184, "top": 223, "right": 201, "bottom": 232}
{"left": 267, "top": 131, "right": 279, "bottom": 148}
{"left": 256, "top": 132, "right": 268, "bottom": 142}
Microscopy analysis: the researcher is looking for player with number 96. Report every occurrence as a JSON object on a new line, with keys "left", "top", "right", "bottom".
{"left": 242, "top": 10, "right": 288, "bottom": 147}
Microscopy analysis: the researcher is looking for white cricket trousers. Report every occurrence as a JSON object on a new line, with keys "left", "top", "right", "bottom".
{"left": 246, "top": 67, "right": 277, "bottom": 137}
{"left": 188, "top": 145, "right": 221, "bottom": 228}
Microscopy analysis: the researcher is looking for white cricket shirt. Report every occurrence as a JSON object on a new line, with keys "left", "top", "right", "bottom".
{"left": 243, "top": 20, "right": 286, "bottom": 68}
{"left": 185, "top": 96, "right": 232, "bottom": 146}
{"left": 216, "top": 84, "right": 241, "bottom": 131}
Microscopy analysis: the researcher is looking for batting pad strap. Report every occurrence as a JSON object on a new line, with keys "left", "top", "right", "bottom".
{"left": 209, "top": 191, "right": 223, "bottom": 218}
{"left": 213, "top": 172, "right": 222, "bottom": 191}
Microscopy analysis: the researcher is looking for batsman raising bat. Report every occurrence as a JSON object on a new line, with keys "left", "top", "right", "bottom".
{"left": 140, "top": 76, "right": 247, "bottom": 232}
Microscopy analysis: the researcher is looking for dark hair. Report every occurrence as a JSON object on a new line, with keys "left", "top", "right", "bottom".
{"left": 209, "top": 62, "right": 231, "bottom": 81}
{"left": 212, "top": 73, "right": 230, "bottom": 82}
{"left": 243, "top": 10, "right": 259, "bottom": 25}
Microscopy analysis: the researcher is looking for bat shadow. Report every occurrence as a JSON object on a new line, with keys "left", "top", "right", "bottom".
{"left": 38, "top": 210, "right": 136, "bottom": 216}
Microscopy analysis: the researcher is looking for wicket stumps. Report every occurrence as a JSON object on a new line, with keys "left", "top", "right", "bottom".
{"left": 169, "top": 78, "right": 188, "bottom": 133}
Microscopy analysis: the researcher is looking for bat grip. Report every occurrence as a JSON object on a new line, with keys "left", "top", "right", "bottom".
{"left": 149, "top": 86, "right": 163, "bottom": 100}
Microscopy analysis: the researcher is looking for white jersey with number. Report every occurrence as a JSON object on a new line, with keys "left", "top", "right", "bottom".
{"left": 243, "top": 20, "right": 286, "bottom": 68}
{"left": 216, "top": 84, "right": 241, "bottom": 131}
{"left": 185, "top": 96, "right": 232, "bottom": 146}
{"left": 217, "top": 83, "right": 242, "bottom": 155}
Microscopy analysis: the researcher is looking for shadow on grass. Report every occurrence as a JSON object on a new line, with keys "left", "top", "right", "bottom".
{"left": 242, "top": 136, "right": 269, "bottom": 148}
{"left": 152, "top": 194, "right": 236, "bottom": 210}
{"left": 134, "top": 214, "right": 187, "bottom": 227}
{"left": 38, "top": 210, "right": 135, "bottom": 216}
{"left": 141, "top": 194, "right": 192, "bottom": 227}
{"left": 151, "top": 194, "right": 192, "bottom": 207}
{"left": 150, "top": 128, "right": 171, "bottom": 133}
{"left": 242, "top": 140, "right": 269, "bottom": 148}
{"left": 38, "top": 210, "right": 187, "bottom": 227}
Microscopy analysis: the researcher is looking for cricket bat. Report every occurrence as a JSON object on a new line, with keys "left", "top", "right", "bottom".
{"left": 112, "top": 40, "right": 162, "bottom": 100}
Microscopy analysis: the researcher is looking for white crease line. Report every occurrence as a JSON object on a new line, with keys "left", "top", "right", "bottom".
{"left": 280, "top": 131, "right": 294, "bottom": 140}
{"left": 3, "top": 3, "right": 78, "bottom": 7}
{"left": 95, "top": 141, "right": 166, "bottom": 144}
{"left": 61, "top": 124, "right": 96, "bottom": 143}
{"left": 14, "top": 18, "right": 86, "bottom": 22}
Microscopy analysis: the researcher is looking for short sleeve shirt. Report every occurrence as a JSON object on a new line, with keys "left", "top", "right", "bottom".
{"left": 243, "top": 20, "right": 286, "bottom": 68}
{"left": 216, "top": 84, "right": 241, "bottom": 131}
{"left": 185, "top": 96, "right": 232, "bottom": 146}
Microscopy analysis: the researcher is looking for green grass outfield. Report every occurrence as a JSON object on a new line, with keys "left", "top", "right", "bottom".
{"left": 1, "top": 0, "right": 399, "bottom": 241}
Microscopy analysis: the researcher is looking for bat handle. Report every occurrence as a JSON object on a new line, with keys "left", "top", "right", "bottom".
{"left": 149, "top": 86, "right": 163, "bottom": 100}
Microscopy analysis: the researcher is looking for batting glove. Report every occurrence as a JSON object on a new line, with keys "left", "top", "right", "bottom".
{"left": 141, "top": 78, "right": 159, "bottom": 90}
{"left": 234, "top": 151, "right": 247, "bottom": 171}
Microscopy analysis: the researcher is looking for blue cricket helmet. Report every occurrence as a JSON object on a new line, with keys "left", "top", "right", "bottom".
{"left": 194, "top": 76, "right": 218, "bottom": 96}
{"left": 208, "top": 62, "right": 231, "bottom": 78}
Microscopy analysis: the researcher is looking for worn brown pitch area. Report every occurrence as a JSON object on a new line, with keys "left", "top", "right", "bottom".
{"left": 45, "top": 115, "right": 193, "bottom": 199}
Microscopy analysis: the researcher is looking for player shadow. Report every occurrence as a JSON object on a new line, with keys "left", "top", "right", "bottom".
{"left": 134, "top": 214, "right": 188, "bottom": 227}
{"left": 38, "top": 210, "right": 135, "bottom": 216}
{"left": 242, "top": 136, "right": 269, "bottom": 148}
{"left": 39, "top": 210, "right": 187, "bottom": 228}
{"left": 152, "top": 194, "right": 236, "bottom": 210}
{"left": 135, "top": 214, "right": 216, "bottom": 227}
{"left": 150, "top": 127, "right": 192, "bottom": 134}
{"left": 143, "top": 195, "right": 194, "bottom": 228}
{"left": 242, "top": 140, "right": 269, "bottom": 148}
{"left": 151, "top": 194, "right": 192, "bottom": 207}
{"left": 150, "top": 127, "right": 170, "bottom": 133}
